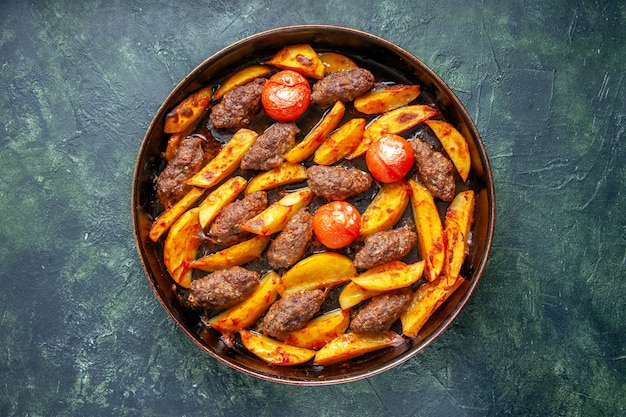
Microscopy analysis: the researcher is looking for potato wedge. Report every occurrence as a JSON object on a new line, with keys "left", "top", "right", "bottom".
{"left": 348, "top": 104, "right": 439, "bottom": 159}
{"left": 149, "top": 187, "right": 205, "bottom": 242}
{"left": 313, "top": 118, "right": 366, "bottom": 165}
{"left": 241, "top": 188, "right": 313, "bottom": 236}
{"left": 354, "top": 84, "right": 420, "bottom": 115}
{"left": 187, "top": 128, "right": 258, "bottom": 188}
{"left": 245, "top": 162, "right": 308, "bottom": 194}
{"left": 280, "top": 309, "right": 350, "bottom": 350}
{"left": 191, "top": 235, "right": 271, "bottom": 272}
{"left": 425, "top": 120, "right": 471, "bottom": 181}
{"left": 408, "top": 179, "right": 445, "bottom": 282}
{"left": 265, "top": 44, "right": 325, "bottom": 79}
{"left": 279, "top": 252, "right": 356, "bottom": 296}
{"left": 197, "top": 176, "right": 247, "bottom": 229}
{"left": 284, "top": 101, "right": 345, "bottom": 163}
{"left": 213, "top": 65, "right": 272, "bottom": 101}
{"left": 351, "top": 260, "right": 424, "bottom": 292}
{"left": 400, "top": 274, "right": 464, "bottom": 338}
{"left": 164, "top": 86, "right": 212, "bottom": 134}
{"left": 444, "top": 190, "right": 475, "bottom": 280}
{"left": 240, "top": 329, "right": 316, "bottom": 366}
{"left": 359, "top": 180, "right": 410, "bottom": 237}
{"left": 208, "top": 271, "right": 280, "bottom": 334}
{"left": 318, "top": 51, "right": 359, "bottom": 74}
{"left": 338, "top": 261, "right": 406, "bottom": 309}
{"left": 163, "top": 207, "right": 202, "bottom": 288}
{"left": 314, "top": 331, "right": 405, "bottom": 366}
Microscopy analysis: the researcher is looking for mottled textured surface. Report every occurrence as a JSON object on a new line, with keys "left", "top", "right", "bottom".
{"left": 0, "top": 1, "right": 624, "bottom": 416}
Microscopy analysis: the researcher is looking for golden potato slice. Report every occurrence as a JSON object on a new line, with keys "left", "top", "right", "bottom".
{"left": 408, "top": 179, "right": 445, "bottom": 282}
{"left": 314, "top": 331, "right": 405, "bottom": 366}
{"left": 245, "top": 162, "right": 308, "bottom": 194}
{"left": 197, "top": 176, "right": 247, "bottom": 229}
{"left": 351, "top": 260, "right": 424, "bottom": 292}
{"left": 354, "top": 84, "right": 420, "bottom": 115}
{"left": 187, "top": 128, "right": 258, "bottom": 188}
{"left": 149, "top": 187, "right": 205, "bottom": 242}
{"left": 265, "top": 44, "right": 325, "bottom": 79}
{"left": 425, "top": 120, "right": 471, "bottom": 181}
{"left": 163, "top": 207, "right": 202, "bottom": 288}
{"left": 338, "top": 261, "right": 406, "bottom": 309}
{"left": 164, "top": 86, "right": 212, "bottom": 134}
{"left": 313, "top": 118, "right": 366, "bottom": 165}
{"left": 400, "top": 274, "right": 464, "bottom": 338}
{"left": 318, "top": 51, "right": 358, "bottom": 74}
{"left": 444, "top": 190, "right": 475, "bottom": 280}
{"left": 279, "top": 252, "right": 356, "bottom": 296}
{"left": 240, "top": 329, "right": 316, "bottom": 366}
{"left": 348, "top": 104, "right": 439, "bottom": 159}
{"left": 359, "top": 180, "right": 410, "bottom": 237}
{"left": 191, "top": 235, "right": 271, "bottom": 272}
{"left": 241, "top": 188, "right": 313, "bottom": 236}
{"left": 280, "top": 309, "right": 350, "bottom": 350}
{"left": 284, "top": 101, "right": 345, "bottom": 163}
{"left": 213, "top": 65, "right": 272, "bottom": 101}
{"left": 164, "top": 121, "right": 198, "bottom": 161}
{"left": 208, "top": 271, "right": 280, "bottom": 334}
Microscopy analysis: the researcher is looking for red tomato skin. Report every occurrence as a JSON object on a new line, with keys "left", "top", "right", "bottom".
{"left": 262, "top": 70, "right": 311, "bottom": 122}
{"left": 312, "top": 201, "right": 361, "bottom": 249}
{"left": 365, "top": 135, "right": 415, "bottom": 183}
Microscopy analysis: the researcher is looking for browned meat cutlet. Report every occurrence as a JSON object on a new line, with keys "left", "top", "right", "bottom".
{"left": 259, "top": 289, "right": 326, "bottom": 337}
{"left": 187, "top": 266, "right": 260, "bottom": 310}
{"left": 210, "top": 78, "right": 266, "bottom": 129}
{"left": 411, "top": 138, "right": 456, "bottom": 202}
{"left": 306, "top": 165, "right": 372, "bottom": 201}
{"left": 311, "top": 68, "right": 375, "bottom": 108}
{"left": 350, "top": 288, "right": 413, "bottom": 334}
{"left": 240, "top": 122, "right": 300, "bottom": 171}
{"left": 353, "top": 228, "right": 418, "bottom": 270}
{"left": 208, "top": 191, "right": 268, "bottom": 246}
{"left": 266, "top": 209, "right": 313, "bottom": 269}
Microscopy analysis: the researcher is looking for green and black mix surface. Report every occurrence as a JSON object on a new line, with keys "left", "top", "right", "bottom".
{"left": 1, "top": 1, "right": 624, "bottom": 416}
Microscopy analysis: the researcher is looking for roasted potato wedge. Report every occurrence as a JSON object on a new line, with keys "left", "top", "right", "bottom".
{"left": 338, "top": 261, "right": 407, "bottom": 310}
{"left": 163, "top": 207, "right": 202, "bottom": 288}
{"left": 191, "top": 235, "right": 271, "bottom": 272}
{"left": 213, "top": 65, "right": 272, "bottom": 101}
{"left": 408, "top": 179, "right": 445, "bottom": 282}
{"left": 359, "top": 180, "right": 410, "bottom": 237}
{"left": 400, "top": 274, "right": 464, "bottom": 338}
{"left": 241, "top": 188, "right": 313, "bottom": 235}
{"left": 351, "top": 260, "right": 424, "bottom": 292}
{"left": 187, "top": 128, "right": 258, "bottom": 188}
{"left": 348, "top": 104, "right": 439, "bottom": 159}
{"left": 280, "top": 309, "right": 350, "bottom": 350}
{"left": 208, "top": 271, "right": 280, "bottom": 334}
{"left": 240, "top": 330, "right": 316, "bottom": 366}
{"left": 164, "top": 86, "right": 212, "bottom": 134}
{"left": 284, "top": 101, "right": 345, "bottom": 163}
{"left": 313, "top": 118, "right": 366, "bottom": 165}
{"left": 149, "top": 187, "right": 205, "bottom": 242}
{"left": 444, "top": 190, "right": 475, "bottom": 280}
{"left": 424, "top": 120, "right": 471, "bottom": 181}
{"left": 245, "top": 162, "right": 308, "bottom": 194}
{"left": 197, "top": 176, "right": 247, "bottom": 229}
{"left": 279, "top": 252, "right": 356, "bottom": 296}
{"left": 354, "top": 84, "right": 420, "bottom": 115}
{"left": 265, "top": 44, "right": 325, "bottom": 79}
{"left": 318, "top": 51, "right": 359, "bottom": 74}
{"left": 314, "top": 331, "right": 405, "bottom": 366}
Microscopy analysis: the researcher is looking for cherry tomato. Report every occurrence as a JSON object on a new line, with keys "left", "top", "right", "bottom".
{"left": 261, "top": 70, "right": 311, "bottom": 122}
{"left": 365, "top": 134, "right": 415, "bottom": 183}
{"left": 312, "top": 201, "right": 361, "bottom": 249}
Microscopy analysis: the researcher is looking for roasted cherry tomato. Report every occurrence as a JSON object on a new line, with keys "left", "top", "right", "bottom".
{"left": 312, "top": 201, "right": 361, "bottom": 249}
{"left": 261, "top": 70, "right": 311, "bottom": 122}
{"left": 365, "top": 134, "right": 415, "bottom": 183}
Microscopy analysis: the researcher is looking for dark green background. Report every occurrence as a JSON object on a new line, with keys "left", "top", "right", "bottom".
{"left": 1, "top": 1, "right": 624, "bottom": 416}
